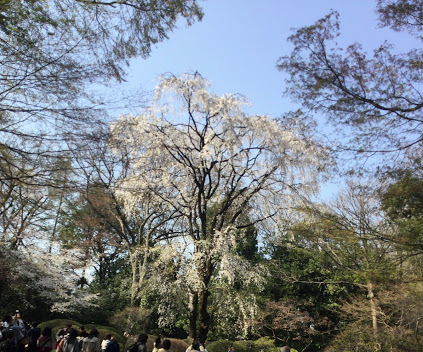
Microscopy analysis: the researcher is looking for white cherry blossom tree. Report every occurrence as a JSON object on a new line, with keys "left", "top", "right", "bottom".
{"left": 111, "top": 73, "right": 329, "bottom": 341}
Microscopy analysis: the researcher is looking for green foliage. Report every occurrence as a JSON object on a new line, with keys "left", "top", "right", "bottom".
{"left": 207, "top": 338, "right": 278, "bottom": 352}
{"left": 381, "top": 173, "right": 423, "bottom": 219}
{"left": 71, "top": 258, "right": 131, "bottom": 325}
{"left": 381, "top": 173, "right": 423, "bottom": 253}
{"left": 109, "top": 307, "right": 151, "bottom": 335}
{"left": 258, "top": 244, "right": 344, "bottom": 351}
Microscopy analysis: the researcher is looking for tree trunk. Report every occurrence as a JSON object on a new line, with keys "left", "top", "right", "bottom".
{"left": 129, "top": 244, "right": 151, "bottom": 307}
{"left": 130, "top": 251, "right": 140, "bottom": 306}
{"left": 198, "top": 288, "right": 211, "bottom": 343}
{"left": 197, "top": 259, "right": 213, "bottom": 343}
{"left": 367, "top": 281, "right": 378, "bottom": 336}
{"left": 188, "top": 291, "right": 199, "bottom": 340}
{"left": 49, "top": 190, "right": 64, "bottom": 253}
{"left": 138, "top": 244, "right": 150, "bottom": 303}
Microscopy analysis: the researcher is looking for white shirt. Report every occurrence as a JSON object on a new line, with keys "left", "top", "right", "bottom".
{"left": 101, "top": 339, "right": 110, "bottom": 351}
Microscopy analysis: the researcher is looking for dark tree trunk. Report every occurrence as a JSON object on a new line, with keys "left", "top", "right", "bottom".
{"left": 198, "top": 288, "right": 211, "bottom": 343}
{"left": 189, "top": 291, "right": 199, "bottom": 340}
{"left": 197, "top": 259, "right": 213, "bottom": 342}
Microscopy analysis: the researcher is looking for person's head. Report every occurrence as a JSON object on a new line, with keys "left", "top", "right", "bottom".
{"left": 111, "top": 335, "right": 117, "bottom": 341}
{"left": 15, "top": 311, "right": 21, "bottom": 319}
{"left": 105, "top": 334, "right": 112, "bottom": 340}
{"left": 42, "top": 327, "right": 52, "bottom": 337}
{"left": 162, "top": 340, "right": 171, "bottom": 351}
{"left": 68, "top": 329, "right": 78, "bottom": 339}
{"left": 137, "top": 334, "right": 148, "bottom": 344}
{"left": 89, "top": 328, "right": 99, "bottom": 338}
{"left": 66, "top": 323, "right": 72, "bottom": 330}
{"left": 79, "top": 327, "right": 88, "bottom": 337}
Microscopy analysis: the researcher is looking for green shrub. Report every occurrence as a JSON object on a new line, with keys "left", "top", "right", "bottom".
{"left": 207, "top": 338, "right": 278, "bottom": 352}
{"left": 207, "top": 340, "right": 233, "bottom": 352}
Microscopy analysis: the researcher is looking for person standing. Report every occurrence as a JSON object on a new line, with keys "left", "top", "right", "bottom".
{"left": 27, "top": 322, "right": 41, "bottom": 352}
{"left": 101, "top": 335, "right": 111, "bottom": 352}
{"left": 57, "top": 323, "right": 74, "bottom": 352}
{"left": 0, "top": 330, "right": 15, "bottom": 352}
{"left": 36, "top": 327, "right": 52, "bottom": 352}
{"left": 13, "top": 312, "right": 25, "bottom": 329}
{"left": 63, "top": 329, "right": 81, "bottom": 352}
{"left": 105, "top": 336, "right": 119, "bottom": 352}
{"left": 81, "top": 329, "right": 100, "bottom": 352}
{"left": 127, "top": 334, "right": 147, "bottom": 352}
{"left": 1, "top": 317, "right": 12, "bottom": 330}
{"left": 79, "top": 327, "right": 88, "bottom": 338}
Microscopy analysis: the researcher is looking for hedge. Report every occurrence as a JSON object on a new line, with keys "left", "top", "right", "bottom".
{"left": 206, "top": 337, "right": 279, "bottom": 352}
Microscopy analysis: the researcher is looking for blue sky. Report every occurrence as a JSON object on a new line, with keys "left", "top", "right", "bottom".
{"left": 114, "top": 0, "right": 415, "bottom": 117}
{"left": 107, "top": 0, "right": 416, "bottom": 198}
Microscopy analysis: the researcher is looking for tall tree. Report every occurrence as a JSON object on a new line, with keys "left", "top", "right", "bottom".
{"left": 111, "top": 73, "right": 328, "bottom": 341}
{"left": 290, "top": 184, "right": 398, "bottom": 341}
{"left": 66, "top": 127, "right": 182, "bottom": 305}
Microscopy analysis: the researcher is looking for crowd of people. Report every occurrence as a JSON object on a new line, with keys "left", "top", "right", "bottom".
{"left": 0, "top": 312, "right": 296, "bottom": 352}
{"left": 0, "top": 313, "right": 119, "bottom": 352}
{"left": 55, "top": 324, "right": 119, "bottom": 352}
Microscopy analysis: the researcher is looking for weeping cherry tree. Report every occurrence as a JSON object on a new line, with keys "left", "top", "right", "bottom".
{"left": 110, "top": 73, "right": 329, "bottom": 341}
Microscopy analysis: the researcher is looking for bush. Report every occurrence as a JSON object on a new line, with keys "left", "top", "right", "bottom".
{"left": 207, "top": 338, "right": 278, "bottom": 352}
{"left": 207, "top": 339, "right": 233, "bottom": 352}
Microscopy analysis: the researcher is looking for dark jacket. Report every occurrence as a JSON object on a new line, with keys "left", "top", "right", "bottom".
{"left": 106, "top": 340, "right": 119, "bottom": 352}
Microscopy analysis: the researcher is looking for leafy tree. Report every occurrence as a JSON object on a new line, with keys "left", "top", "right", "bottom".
{"left": 380, "top": 173, "right": 423, "bottom": 257}
{"left": 278, "top": 0, "right": 422, "bottom": 168}
{"left": 73, "top": 256, "right": 131, "bottom": 325}
{"left": 377, "top": 0, "right": 423, "bottom": 37}
{"left": 295, "top": 186, "right": 398, "bottom": 336}
{"left": 65, "top": 127, "right": 184, "bottom": 306}
{"left": 260, "top": 244, "right": 346, "bottom": 351}
{"left": 0, "top": 0, "right": 203, "bottom": 184}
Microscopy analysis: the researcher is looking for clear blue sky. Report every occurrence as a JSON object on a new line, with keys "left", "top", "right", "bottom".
{"left": 107, "top": 0, "right": 415, "bottom": 198}
{"left": 114, "top": 0, "right": 414, "bottom": 116}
